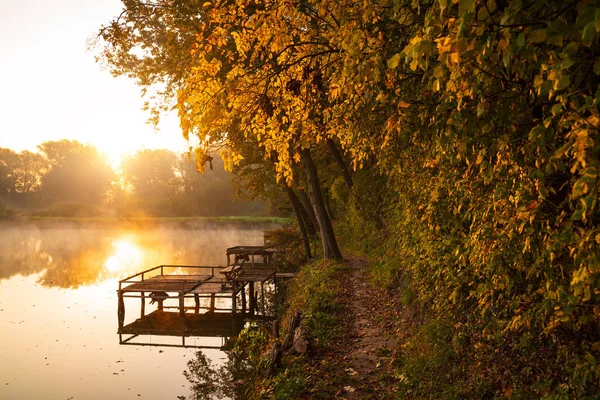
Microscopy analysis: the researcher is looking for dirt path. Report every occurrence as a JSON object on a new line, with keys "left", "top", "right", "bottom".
{"left": 299, "top": 255, "right": 401, "bottom": 398}
{"left": 333, "top": 255, "right": 400, "bottom": 399}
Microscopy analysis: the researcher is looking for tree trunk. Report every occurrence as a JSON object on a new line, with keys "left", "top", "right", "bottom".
{"left": 323, "top": 188, "right": 335, "bottom": 221}
{"left": 299, "top": 148, "right": 343, "bottom": 259}
{"left": 297, "top": 189, "right": 318, "bottom": 234}
{"left": 326, "top": 138, "right": 353, "bottom": 189}
{"left": 283, "top": 184, "right": 312, "bottom": 259}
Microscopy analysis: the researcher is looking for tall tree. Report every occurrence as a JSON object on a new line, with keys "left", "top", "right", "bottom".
{"left": 174, "top": 0, "right": 347, "bottom": 257}
{"left": 122, "top": 149, "right": 178, "bottom": 215}
{"left": 97, "top": 1, "right": 346, "bottom": 258}
{"left": 39, "top": 140, "right": 114, "bottom": 206}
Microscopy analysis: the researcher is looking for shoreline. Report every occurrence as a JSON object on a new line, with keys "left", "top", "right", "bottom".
{"left": 0, "top": 216, "right": 291, "bottom": 230}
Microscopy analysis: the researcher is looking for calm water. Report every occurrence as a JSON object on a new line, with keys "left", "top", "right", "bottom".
{"left": 0, "top": 223, "right": 276, "bottom": 400}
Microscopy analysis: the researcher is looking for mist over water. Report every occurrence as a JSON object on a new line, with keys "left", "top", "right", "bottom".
{"left": 0, "top": 221, "right": 280, "bottom": 400}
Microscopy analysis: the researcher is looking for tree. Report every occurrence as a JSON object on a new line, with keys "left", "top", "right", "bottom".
{"left": 174, "top": 0, "right": 348, "bottom": 258}
{"left": 94, "top": 0, "right": 206, "bottom": 125}
{"left": 174, "top": 151, "right": 266, "bottom": 216}
{"left": 122, "top": 149, "right": 178, "bottom": 215}
{"left": 97, "top": 0, "right": 346, "bottom": 258}
{"left": 39, "top": 140, "right": 115, "bottom": 207}
{"left": 97, "top": 0, "right": 600, "bottom": 395}
{"left": 0, "top": 148, "right": 47, "bottom": 209}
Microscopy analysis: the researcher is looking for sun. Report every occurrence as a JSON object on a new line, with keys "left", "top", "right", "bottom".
{"left": 104, "top": 239, "right": 143, "bottom": 273}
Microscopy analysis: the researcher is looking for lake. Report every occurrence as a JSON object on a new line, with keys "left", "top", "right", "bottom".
{"left": 0, "top": 221, "right": 280, "bottom": 400}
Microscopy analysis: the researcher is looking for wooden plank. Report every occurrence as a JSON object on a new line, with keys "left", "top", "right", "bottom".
{"left": 122, "top": 281, "right": 200, "bottom": 293}
{"left": 190, "top": 283, "right": 233, "bottom": 295}
{"left": 232, "top": 269, "right": 276, "bottom": 282}
{"left": 275, "top": 272, "right": 295, "bottom": 279}
{"left": 147, "top": 274, "right": 212, "bottom": 281}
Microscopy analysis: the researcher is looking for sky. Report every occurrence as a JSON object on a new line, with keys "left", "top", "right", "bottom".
{"left": 0, "top": 0, "right": 195, "bottom": 166}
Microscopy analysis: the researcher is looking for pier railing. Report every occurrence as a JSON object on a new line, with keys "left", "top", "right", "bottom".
{"left": 118, "top": 265, "right": 219, "bottom": 287}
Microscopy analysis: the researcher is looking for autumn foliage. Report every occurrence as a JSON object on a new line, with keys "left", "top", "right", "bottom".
{"left": 98, "top": 0, "right": 600, "bottom": 397}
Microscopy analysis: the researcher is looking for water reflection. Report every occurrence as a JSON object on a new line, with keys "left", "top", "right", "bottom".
{"left": 0, "top": 222, "right": 278, "bottom": 400}
{"left": 183, "top": 326, "right": 270, "bottom": 400}
{"left": 0, "top": 223, "right": 278, "bottom": 288}
{"left": 104, "top": 238, "right": 142, "bottom": 273}
{"left": 119, "top": 311, "right": 245, "bottom": 350}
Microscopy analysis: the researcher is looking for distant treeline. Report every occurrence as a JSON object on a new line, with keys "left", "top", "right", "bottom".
{"left": 0, "top": 140, "right": 268, "bottom": 218}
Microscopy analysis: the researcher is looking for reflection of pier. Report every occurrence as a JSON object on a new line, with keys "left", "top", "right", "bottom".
{"left": 119, "top": 311, "right": 245, "bottom": 349}
{"left": 117, "top": 245, "right": 286, "bottom": 348}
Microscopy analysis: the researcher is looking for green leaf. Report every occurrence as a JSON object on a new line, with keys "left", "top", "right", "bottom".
{"left": 477, "top": 7, "right": 488, "bottom": 21}
{"left": 581, "top": 194, "right": 596, "bottom": 212}
{"left": 552, "top": 140, "right": 573, "bottom": 159}
{"left": 572, "top": 208, "right": 584, "bottom": 221}
{"left": 573, "top": 182, "right": 588, "bottom": 198}
{"left": 529, "top": 125, "right": 546, "bottom": 141}
{"left": 594, "top": 61, "right": 600, "bottom": 75}
{"left": 564, "top": 41, "right": 579, "bottom": 56}
{"left": 515, "top": 32, "right": 525, "bottom": 48}
{"left": 554, "top": 75, "right": 571, "bottom": 91}
{"left": 582, "top": 22, "right": 596, "bottom": 47}
{"left": 551, "top": 103, "right": 562, "bottom": 115}
{"left": 582, "top": 167, "right": 599, "bottom": 178}
{"left": 539, "top": 80, "right": 553, "bottom": 96}
{"left": 459, "top": 0, "right": 474, "bottom": 13}
{"left": 530, "top": 29, "right": 547, "bottom": 43}
{"left": 387, "top": 53, "right": 401, "bottom": 69}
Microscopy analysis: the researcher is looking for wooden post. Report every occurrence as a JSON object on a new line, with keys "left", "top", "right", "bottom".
{"left": 249, "top": 282, "right": 255, "bottom": 316}
{"left": 194, "top": 293, "right": 200, "bottom": 314}
{"left": 261, "top": 282, "right": 266, "bottom": 316}
{"left": 241, "top": 284, "right": 247, "bottom": 315}
{"left": 118, "top": 290, "right": 125, "bottom": 330}
{"left": 179, "top": 292, "right": 185, "bottom": 317}
{"left": 232, "top": 291, "right": 237, "bottom": 315}
{"left": 274, "top": 274, "right": 277, "bottom": 306}
{"left": 140, "top": 291, "right": 145, "bottom": 318}
{"left": 210, "top": 294, "right": 215, "bottom": 313}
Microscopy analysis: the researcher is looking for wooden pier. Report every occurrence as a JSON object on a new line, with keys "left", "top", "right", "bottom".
{"left": 117, "top": 244, "right": 287, "bottom": 348}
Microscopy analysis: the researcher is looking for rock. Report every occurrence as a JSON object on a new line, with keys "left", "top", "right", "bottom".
{"left": 293, "top": 325, "right": 309, "bottom": 353}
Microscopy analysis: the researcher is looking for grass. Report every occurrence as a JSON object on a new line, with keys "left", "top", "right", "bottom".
{"left": 281, "top": 258, "right": 347, "bottom": 347}
{"left": 244, "top": 258, "right": 349, "bottom": 399}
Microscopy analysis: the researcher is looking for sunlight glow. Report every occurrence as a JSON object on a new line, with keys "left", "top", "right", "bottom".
{"left": 104, "top": 239, "right": 142, "bottom": 273}
{"left": 0, "top": 1, "right": 198, "bottom": 162}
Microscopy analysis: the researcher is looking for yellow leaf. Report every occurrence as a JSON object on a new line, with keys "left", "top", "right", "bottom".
{"left": 450, "top": 52, "right": 460, "bottom": 64}
{"left": 387, "top": 53, "right": 401, "bottom": 69}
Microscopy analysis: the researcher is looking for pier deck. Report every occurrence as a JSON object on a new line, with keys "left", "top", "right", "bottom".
{"left": 117, "top": 244, "right": 289, "bottom": 348}
{"left": 117, "top": 264, "right": 276, "bottom": 331}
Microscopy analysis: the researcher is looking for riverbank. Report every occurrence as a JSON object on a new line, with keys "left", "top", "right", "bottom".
{"left": 0, "top": 216, "right": 291, "bottom": 230}
{"left": 243, "top": 251, "right": 403, "bottom": 399}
